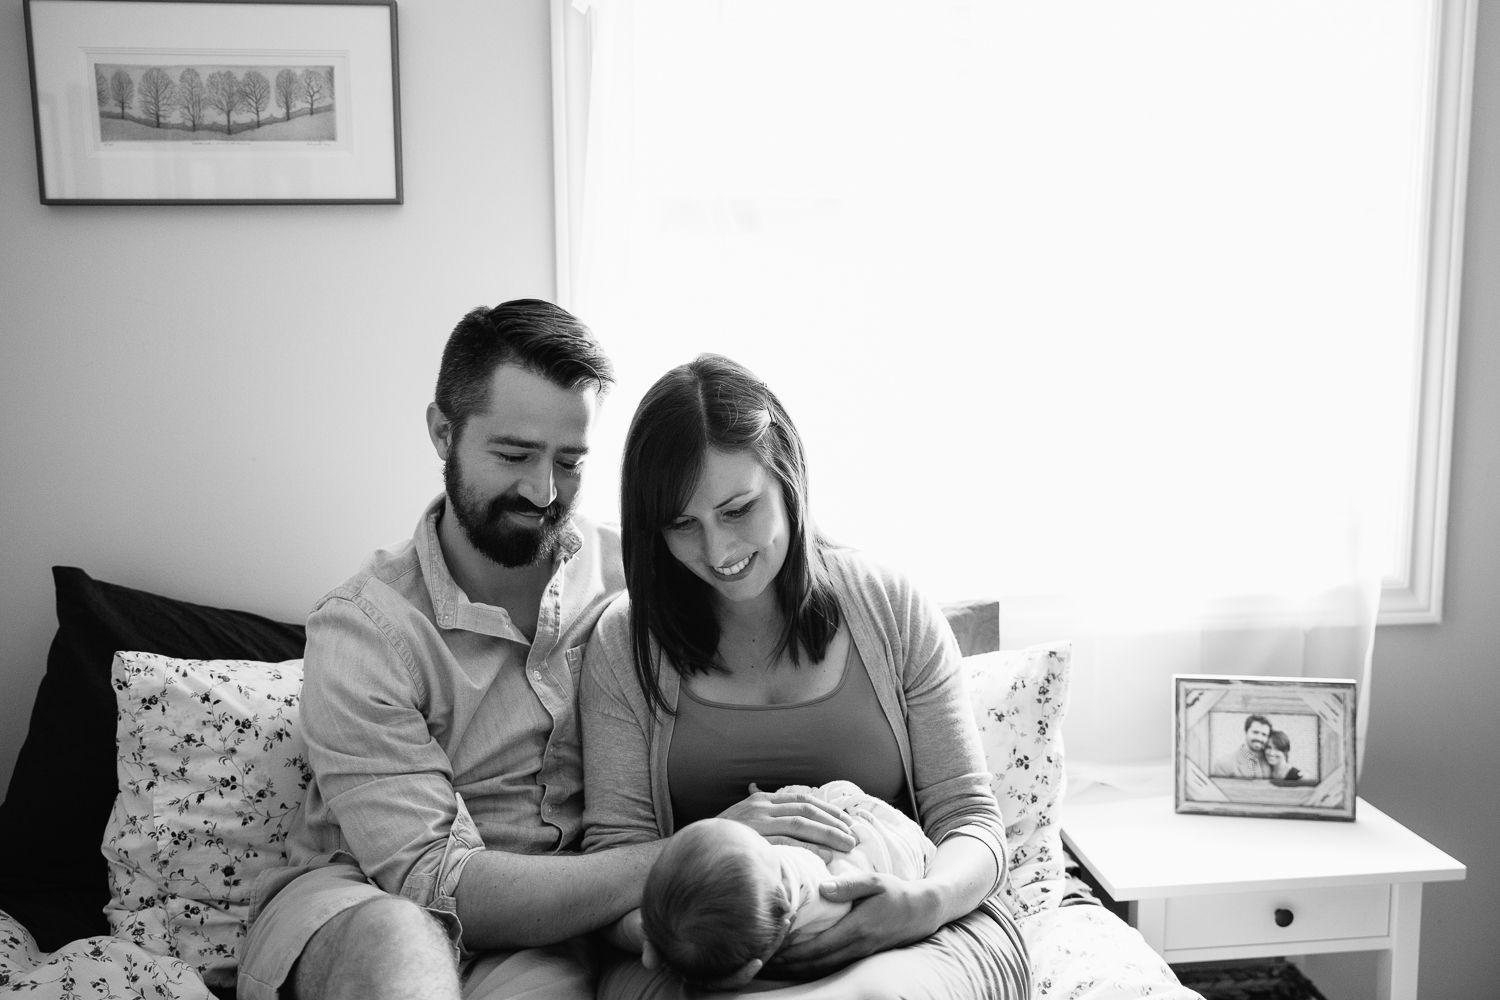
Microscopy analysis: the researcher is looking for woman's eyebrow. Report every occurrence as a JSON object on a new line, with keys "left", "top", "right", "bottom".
{"left": 713, "top": 489, "right": 755, "bottom": 510}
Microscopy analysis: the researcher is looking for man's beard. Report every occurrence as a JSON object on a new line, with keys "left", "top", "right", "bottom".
{"left": 444, "top": 452, "right": 572, "bottom": 568}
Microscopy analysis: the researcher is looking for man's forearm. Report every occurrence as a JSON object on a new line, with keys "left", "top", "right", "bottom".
{"left": 454, "top": 840, "right": 665, "bottom": 950}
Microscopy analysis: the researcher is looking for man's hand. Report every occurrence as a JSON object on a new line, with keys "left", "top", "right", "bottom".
{"left": 717, "top": 784, "right": 858, "bottom": 860}
{"left": 604, "top": 908, "right": 647, "bottom": 954}
{"left": 764, "top": 871, "right": 942, "bottom": 980}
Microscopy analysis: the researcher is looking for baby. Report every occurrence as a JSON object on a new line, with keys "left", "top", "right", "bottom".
{"left": 640, "top": 780, "right": 936, "bottom": 989}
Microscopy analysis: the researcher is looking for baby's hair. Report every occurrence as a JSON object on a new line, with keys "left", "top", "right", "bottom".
{"left": 640, "top": 826, "right": 791, "bottom": 988}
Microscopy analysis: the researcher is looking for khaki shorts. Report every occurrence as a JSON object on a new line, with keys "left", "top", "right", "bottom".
{"left": 238, "top": 859, "right": 594, "bottom": 1000}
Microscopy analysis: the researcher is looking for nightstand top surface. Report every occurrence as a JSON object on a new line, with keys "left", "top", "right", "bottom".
{"left": 1061, "top": 794, "right": 1466, "bottom": 900}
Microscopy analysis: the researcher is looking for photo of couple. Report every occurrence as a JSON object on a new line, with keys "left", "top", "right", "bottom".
{"left": 1175, "top": 675, "right": 1357, "bottom": 821}
{"left": 1210, "top": 714, "right": 1316, "bottom": 787}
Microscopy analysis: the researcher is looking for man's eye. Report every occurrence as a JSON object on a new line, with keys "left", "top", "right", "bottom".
{"left": 497, "top": 453, "right": 529, "bottom": 464}
{"left": 557, "top": 459, "right": 584, "bottom": 474}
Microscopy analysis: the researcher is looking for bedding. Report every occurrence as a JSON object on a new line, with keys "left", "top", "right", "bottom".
{"left": 0, "top": 568, "right": 305, "bottom": 952}
{"left": 103, "top": 651, "right": 311, "bottom": 988}
{"left": 0, "top": 573, "right": 1198, "bottom": 999}
{"left": 964, "top": 644, "right": 1069, "bottom": 918}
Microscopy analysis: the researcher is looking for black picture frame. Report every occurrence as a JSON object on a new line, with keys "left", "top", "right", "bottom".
{"left": 24, "top": 0, "right": 402, "bottom": 205}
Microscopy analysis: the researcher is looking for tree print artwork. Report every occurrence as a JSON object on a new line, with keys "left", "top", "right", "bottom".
{"left": 92, "top": 61, "right": 337, "bottom": 142}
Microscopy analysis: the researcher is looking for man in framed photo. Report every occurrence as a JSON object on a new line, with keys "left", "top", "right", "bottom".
{"left": 1212, "top": 713, "right": 1273, "bottom": 779}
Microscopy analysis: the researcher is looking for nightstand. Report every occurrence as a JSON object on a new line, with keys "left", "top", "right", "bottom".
{"left": 1061, "top": 794, "right": 1465, "bottom": 1000}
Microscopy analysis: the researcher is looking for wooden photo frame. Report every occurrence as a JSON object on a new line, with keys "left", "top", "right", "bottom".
{"left": 1174, "top": 675, "right": 1357, "bottom": 821}
{"left": 24, "top": 0, "right": 402, "bottom": 204}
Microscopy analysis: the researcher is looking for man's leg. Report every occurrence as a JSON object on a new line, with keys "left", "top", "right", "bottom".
{"left": 240, "top": 863, "right": 462, "bottom": 1000}
{"left": 291, "top": 895, "right": 461, "bottom": 1000}
{"left": 460, "top": 941, "right": 595, "bottom": 1000}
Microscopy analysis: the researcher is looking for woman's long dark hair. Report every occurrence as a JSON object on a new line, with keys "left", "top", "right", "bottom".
{"left": 621, "top": 354, "right": 842, "bottom": 716}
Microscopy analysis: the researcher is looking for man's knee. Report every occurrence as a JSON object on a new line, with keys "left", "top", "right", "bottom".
{"left": 292, "top": 896, "right": 459, "bottom": 1000}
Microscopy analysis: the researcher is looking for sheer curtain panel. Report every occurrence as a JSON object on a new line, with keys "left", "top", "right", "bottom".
{"left": 553, "top": 0, "right": 1475, "bottom": 773}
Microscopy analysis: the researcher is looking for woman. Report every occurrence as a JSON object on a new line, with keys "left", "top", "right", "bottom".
{"left": 580, "top": 355, "right": 1029, "bottom": 999}
{"left": 1265, "top": 730, "right": 1306, "bottom": 785}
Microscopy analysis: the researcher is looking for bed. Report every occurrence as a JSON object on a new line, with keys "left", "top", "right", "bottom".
{"left": 0, "top": 568, "right": 1200, "bottom": 999}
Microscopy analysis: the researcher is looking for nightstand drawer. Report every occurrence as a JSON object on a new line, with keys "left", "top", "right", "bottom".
{"left": 1164, "top": 883, "right": 1391, "bottom": 951}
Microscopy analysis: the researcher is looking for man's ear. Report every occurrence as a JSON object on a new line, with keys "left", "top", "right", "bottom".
{"left": 427, "top": 402, "right": 455, "bottom": 461}
{"left": 641, "top": 940, "right": 662, "bottom": 970}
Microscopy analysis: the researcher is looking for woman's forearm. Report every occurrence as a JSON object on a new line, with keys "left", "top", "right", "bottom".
{"left": 920, "top": 833, "right": 999, "bottom": 926}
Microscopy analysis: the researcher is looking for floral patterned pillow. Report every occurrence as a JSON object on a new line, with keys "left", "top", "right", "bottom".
{"left": 103, "top": 651, "right": 312, "bottom": 984}
{"left": 964, "top": 642, "right": 1072, "bottom": 918}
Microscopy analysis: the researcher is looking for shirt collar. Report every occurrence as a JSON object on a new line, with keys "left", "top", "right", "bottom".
{"left": 416, "top": 493, "right": 585, "bottom": 630}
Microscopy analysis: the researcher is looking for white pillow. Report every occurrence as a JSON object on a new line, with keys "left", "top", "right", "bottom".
{"left": 103, "top": 651, "right": 310, "bottom": 983}
{"left": 963, "top": 642, "right": 1072, "bottom": 918}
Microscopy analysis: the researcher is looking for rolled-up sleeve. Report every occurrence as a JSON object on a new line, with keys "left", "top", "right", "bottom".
{"left": 299, "top": 593, "right": 484, "bottom": 912}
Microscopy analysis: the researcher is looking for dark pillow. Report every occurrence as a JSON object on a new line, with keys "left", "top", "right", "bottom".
{"left": 941, "top": 599, "right": 1000, "bottom": 657}
{"left": 0, "top": 567, "right": 306, "bottom": 952}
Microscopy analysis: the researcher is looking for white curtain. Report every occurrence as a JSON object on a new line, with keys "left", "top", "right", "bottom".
{"left": 558, "top": 0, "right": 1438, "bottom": 774}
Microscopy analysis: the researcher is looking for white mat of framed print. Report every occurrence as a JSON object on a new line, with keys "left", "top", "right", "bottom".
{"left": 1174, "top": 675, "right": 1357, "bottom": 821}
{"left": 24, "top": 0, "right": 401, "bottom": 204}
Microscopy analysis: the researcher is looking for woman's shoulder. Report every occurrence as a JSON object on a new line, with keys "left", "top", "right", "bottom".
{"left": 584, "top": 592, "right": 635, "bottom": 664}
{"left": 820, "top": 544, "right": 936, "bottom": 632}
{"left": 820, "top": 544, "right": 916, "bottom": 602}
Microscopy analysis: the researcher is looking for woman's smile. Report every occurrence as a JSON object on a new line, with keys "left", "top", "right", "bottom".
{"left": 713, "top": 553, "right": 755, "bottom": 579}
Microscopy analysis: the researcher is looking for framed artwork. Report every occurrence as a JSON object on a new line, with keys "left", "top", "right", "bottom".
{"left": 23, "top": 0, "right": 402, "bottom": 204}
{"left": 1174, "top": 675, "right": 1357, "bottom": 821}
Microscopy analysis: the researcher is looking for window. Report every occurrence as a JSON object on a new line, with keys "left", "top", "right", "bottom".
{"left": 553, "top": 0, "right": 1474, "bottom": 627}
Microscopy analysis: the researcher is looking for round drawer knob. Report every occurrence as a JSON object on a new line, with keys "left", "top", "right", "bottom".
{"left": 1274, "top": 908, "right": 1295, "bottom": 928}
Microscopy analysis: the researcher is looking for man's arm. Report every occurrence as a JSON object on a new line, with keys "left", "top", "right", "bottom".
{"left": 454, "top": 840, "right": 665, "bottom": 950}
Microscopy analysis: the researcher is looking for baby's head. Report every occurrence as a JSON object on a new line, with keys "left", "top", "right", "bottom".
{"left": 640, "top": 818, "right": 793, "bottom": 989}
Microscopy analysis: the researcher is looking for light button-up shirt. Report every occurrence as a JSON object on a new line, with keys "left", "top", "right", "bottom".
{"left": 286, "top": 494, "right": 624, "bottom": 918}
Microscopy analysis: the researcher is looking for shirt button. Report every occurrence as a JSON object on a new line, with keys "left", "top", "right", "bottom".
{"left": 532, "top": 669, "right": 542, "bottom": 680}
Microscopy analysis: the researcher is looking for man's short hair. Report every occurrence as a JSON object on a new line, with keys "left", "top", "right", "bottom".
{"left": 434, "top": 299, "right": 613, "bottom": 437}
{"left": 1244, "top": 714, "right": 1273, "bottom": 733}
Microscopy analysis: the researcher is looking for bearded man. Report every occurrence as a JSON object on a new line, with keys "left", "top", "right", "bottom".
{"left": 1212, "top": 714, "right": 1274, "bottom": 779}
{"left": 239, "top": 301, "right": 661, "bottom": 1000}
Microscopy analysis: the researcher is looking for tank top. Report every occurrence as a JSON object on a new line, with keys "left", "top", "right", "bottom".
{"left": 667, "top": 638, "right": 910, "bottom": 827}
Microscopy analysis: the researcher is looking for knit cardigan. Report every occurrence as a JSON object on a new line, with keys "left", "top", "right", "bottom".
{"left": 578, "top": 547, "right": 1007, "bottom": 899}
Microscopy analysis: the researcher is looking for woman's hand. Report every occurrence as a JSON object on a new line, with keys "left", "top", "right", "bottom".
{"left": 717, "top": 784, "right": 858, "bottom": 858}
{"left": 763, "top": 871, "right": 943, "bottom": 980}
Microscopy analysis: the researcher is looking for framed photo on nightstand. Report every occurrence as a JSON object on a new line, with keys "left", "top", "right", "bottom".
{"left": 1174, "top": 675, "right": 1357, "bottom": 821}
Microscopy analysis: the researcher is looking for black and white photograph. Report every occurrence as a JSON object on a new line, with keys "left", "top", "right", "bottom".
{"left": 3, "top": 1, "right": 1493, "bottom": 998}
{"left": 24, "top": 0, "right": 399, "bottom": 203}
{"left": 1175, "top": 675, "right": 1358, "bottom": 821}
{"left": 92, "top": 61, "right": 336, "bottom": 142}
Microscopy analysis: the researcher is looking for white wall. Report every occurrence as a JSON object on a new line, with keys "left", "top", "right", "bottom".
{"left": 0, "top": 0, "right": 559, "bottom": 795}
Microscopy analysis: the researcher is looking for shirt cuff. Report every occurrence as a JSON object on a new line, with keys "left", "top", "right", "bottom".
{"left": 399, "top": 791, "right": 486, "bottom": 915}
{"left": 936, "top": 823, "right": 1008, "bottom": 899}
